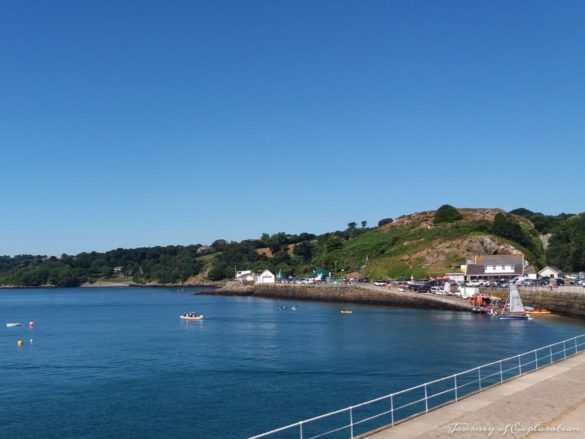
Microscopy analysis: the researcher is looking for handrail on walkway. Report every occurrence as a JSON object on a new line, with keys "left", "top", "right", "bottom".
{"left": 249, "top": 334, "right": 585, "bottom": 439}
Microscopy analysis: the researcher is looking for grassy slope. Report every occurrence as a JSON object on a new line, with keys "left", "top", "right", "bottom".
{"left": 313, "top": 218, "right": 544, "bottom": 279}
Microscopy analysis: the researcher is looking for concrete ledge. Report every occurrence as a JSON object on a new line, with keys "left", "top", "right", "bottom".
{"left": 363, "top": 352, "right": 585, "bottom": 438}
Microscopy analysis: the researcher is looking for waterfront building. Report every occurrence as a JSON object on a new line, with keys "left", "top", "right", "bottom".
{"left": 465, "top": 254, "right": 525, "bottom": 281}
{"left": 538, "top": 266, "right": 563, "bottom": 279}
{"left": 255, "top": 269, "right": 276, "bottom": 284}
{"left": 236, "top": 270, "right": 255, "bottom": 282}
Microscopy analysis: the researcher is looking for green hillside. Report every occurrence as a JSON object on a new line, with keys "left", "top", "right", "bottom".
{"left": 1, "top": 206, "right": 583, "bottom": 287}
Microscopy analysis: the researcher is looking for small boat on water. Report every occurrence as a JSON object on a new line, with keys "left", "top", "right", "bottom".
{"left": 290, "top": 305, "right": 297, "bottom": 312}
{"left": 180, "top": 312, "right": 204, "bottom": 321}
{"left": 499, "top": 285, "right": 532, "bottom": 320}
{"left": 6, "top": 323, "right": 23, "bottom": 328}
{"left": 340, "top": 309, "right": 352, "bottom": 314}
{"left": 524, "top": 308, "right": 552, "bottom": 315}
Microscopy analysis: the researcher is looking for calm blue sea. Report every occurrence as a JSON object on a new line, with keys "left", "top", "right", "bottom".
{"left": 1, "top": 287, "right": 584, "bottom": 438}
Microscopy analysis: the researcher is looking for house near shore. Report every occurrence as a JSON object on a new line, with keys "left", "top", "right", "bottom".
{"left": 464, "top": 254, "right": 525, "bottom": 281}
{"left": 236, "top": 270, "right": 255, "bottom": 282}
{"left": 538, "top": 266, "right": 563, "bottom": 279}
{"left": 255, "top": 269, "right": 275, "bottom": 285}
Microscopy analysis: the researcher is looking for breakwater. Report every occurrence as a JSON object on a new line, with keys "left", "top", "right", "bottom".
{"left": 208, "top": 283, "right": 472, "bottom": 311}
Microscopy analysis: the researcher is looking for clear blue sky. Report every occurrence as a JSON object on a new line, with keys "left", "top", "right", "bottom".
{"left": 1, "top": 0, "right": 584, "bottom": 256}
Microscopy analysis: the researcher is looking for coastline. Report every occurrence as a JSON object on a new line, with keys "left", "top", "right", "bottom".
{"left": 207, "top": 283, "right": 585, "bottom": 320}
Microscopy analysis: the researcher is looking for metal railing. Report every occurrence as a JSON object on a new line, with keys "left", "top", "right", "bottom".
{"left": 250, "top": 334, "right": 585, "bottom": 439}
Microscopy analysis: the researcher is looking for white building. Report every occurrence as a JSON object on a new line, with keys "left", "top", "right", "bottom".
{"left": 255, "top": 269, "right": 276, "bottom": 285}
{"left": 465, "top": 254, "right": 525, "bottom": 281}
{"left": 236, "top": 270, "right": 255, "bottom": 282}
{"left": 538, "top": 266, "right": 563, "bottom": 279}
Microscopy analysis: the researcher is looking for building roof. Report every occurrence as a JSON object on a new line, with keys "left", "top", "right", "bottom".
{"left": 538, "top": 266, "right": 563, "bottom": 275}
{"left": 466, "top": 264, "right": 523, "bottom": 276}
{"left": 474, "top": 254, "right": 524, "bottom": 266}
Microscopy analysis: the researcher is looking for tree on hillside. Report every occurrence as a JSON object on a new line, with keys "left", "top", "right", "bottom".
{"left": 492, "top": 213, "right": 524, "bottom": 242}
{"left": 326, "top": 236, "right": 344, "bottom": 251}
{"left": 361, "top": 220, "right": 367, "bottom": 228}
{"left": 378, "top": 218, "right": 393, "bottom": 227}
{"left": 510, "top": 208, "right": 578, "bottom": 234}
{"left": 293, "top": 241, "right": 315, "bottom": 263}
{"left": 433, "top": 205, "right": 463, "bottom": 224}
{"left": 510, "top": 208, "right": 533, "bottom": 217}
{"left": 347, "top": 222, "right": 357, "bottom": 230}
{"left": 211, "top": 239, "right": 228, "bottom": 251}
{"left": 546, "top": 214, "right": 585, "bottom": 272}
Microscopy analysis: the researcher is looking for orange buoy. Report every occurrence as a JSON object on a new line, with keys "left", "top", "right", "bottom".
{"left": 17, "top": 340, "right": 24, "bottom": 346}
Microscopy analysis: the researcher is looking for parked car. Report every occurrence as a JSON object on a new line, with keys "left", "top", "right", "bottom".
{"left": 408, "top": 283, "right": 431, "bottom": 293}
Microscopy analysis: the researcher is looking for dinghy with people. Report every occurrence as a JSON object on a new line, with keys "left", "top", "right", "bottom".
{"left": 180, "top": 312, "right": 204, "bottom": 321}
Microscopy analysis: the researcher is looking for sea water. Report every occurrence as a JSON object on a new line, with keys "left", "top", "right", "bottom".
{"left": 1, "top": 287, "right": 584, "bottom": 438}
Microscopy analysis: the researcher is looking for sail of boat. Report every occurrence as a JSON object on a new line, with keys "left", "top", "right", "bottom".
{"left": 499, "top": 284, "right": 531, "bottom": 320}
{"left": 508, "top": 284, "right": 525, "bottom": 313}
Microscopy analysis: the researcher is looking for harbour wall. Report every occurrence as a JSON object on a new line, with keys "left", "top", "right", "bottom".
{"left": 209, "top": 283, "right": 472, "bottom": 312}
{"left": 211, "top": 284, "right": 585, "bottom": 319}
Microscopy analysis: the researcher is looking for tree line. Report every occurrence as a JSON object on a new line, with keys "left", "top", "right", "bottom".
{"left": 2, "top": 207, "right": 584, "bottom": 287}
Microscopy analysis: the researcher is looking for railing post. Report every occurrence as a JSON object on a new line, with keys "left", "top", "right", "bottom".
{"left": 563, "top": 341, "right": 567, "bottom": 360}
{"left": 499, "top": 360, "right": 503, "bottom": 383}
{"left": 299, "top": 422, "right": 303, "bottom": 439}
{"left": 349, "top": 407, "right": 354, "bottom": 438}
{"left": 478, "top": 368, "right": 482, "bottom": 390}
{"left": 575, "top": 337, "right": 578, "bottom": 354}
{"left": 424, "top": 384, "right": 429, "bottom": 413}
{"left": 454, "top": 375, "right": 458, "bottom": 401}
{"left": 550, "top": 345, "right": 553, "bottom": 363}
{"left": 518, "top": 356, "right": 522, "bottom": 375}
{"left": 390, "top": 395, "right": 394, "bottom": 427}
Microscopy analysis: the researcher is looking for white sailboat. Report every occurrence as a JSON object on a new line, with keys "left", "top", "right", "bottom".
{"left": 499, "top": 284, "right": 531, "bottom": 320}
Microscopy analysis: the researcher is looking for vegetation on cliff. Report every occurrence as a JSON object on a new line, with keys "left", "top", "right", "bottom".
{"left": 1, "top": 207, "right": 583, "bottom": 286}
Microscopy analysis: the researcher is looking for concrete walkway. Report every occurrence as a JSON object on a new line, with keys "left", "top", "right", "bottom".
{"left": 364, "top": 353, "right": 585, "bottom": 439}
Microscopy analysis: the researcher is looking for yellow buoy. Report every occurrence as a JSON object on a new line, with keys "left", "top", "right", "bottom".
{"left": 17, "top": 340, "right": 24, "bottom": 346}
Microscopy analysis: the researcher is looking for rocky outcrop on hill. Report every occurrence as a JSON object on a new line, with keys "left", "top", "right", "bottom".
{"left": 383, "top": 208, "right": 503, "bottom": 231}
{"left": 404, "top": 236, "right": 526, "bottom": 273}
